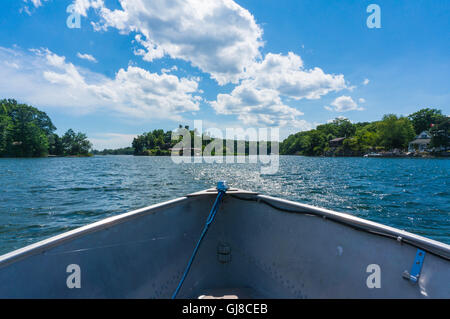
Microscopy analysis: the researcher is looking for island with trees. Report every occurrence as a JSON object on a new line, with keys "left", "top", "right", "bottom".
{"left": 128, "top": 125, "right": 276, "bottom": 156}
{"left": 0, "top": 99, "right": 92, "bottom": 157}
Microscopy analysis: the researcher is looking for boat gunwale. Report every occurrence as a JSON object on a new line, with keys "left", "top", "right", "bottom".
{"left": 253, "top": 194, "right": 450, "bottom": 260}
{"left": 1, "top": 189, "right": 449, "bottom": 268}
{"left": 0, "top": 196, "right": 191, "bottom": 268}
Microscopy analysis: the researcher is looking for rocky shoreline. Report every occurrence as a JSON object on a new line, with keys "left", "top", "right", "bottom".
{"left": 323, "top": 150, "right": 450, "bottom": 158}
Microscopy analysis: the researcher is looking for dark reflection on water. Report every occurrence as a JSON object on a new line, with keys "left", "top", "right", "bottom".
{"left": 0, "top": 155, "right": 448, "bottom": 254}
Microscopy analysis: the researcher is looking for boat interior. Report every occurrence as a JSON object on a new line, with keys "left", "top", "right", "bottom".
{"left": 0, "top": 187, "right": 449, "bottom": 298}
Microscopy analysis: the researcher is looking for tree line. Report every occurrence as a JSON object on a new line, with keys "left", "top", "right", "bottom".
{"left": 2, "top": 99, "right": 447, "bottom": 158}
{"left": 92, "top": 147, "right": 134, "bottom": 155}
{"left": 100, "top": 108, "right": 448, "bottom": 157}
{"left": 0, "top": 99, "right": 92, "bottom": 157}
{"left": 280, "top": 108, "right": 448, "bottom": 156}
{"left": 129, "top": 125, "right": 276, "bottom": 156}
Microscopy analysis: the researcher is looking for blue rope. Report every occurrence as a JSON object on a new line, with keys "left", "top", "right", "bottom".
{"left": 171, "top": 185, "right": 228, "bottom": 299}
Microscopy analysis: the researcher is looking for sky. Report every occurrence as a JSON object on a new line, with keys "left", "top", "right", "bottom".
{"left": 0, "top": 0, "right": 449, "bottom": 150}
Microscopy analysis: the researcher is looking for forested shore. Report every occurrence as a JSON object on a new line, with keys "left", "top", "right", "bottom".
{"left": 1, "top": 98, "right": 448, "bottom": 158}
{"left": 281, "top": 109, "right": 448, "bottom": 157}
{"left": 107, "top": 109, "right": 449, "bottom": 157}
{"left": 0, "top": 99, "right": 92, "bottom": 157}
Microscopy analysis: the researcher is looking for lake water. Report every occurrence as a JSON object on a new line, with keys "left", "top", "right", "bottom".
{"left": 0, "top": 156, "right": 449, "bottom": 255}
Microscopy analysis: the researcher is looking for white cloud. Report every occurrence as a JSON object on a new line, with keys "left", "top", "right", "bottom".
{"left": 244, "top": 52, "right": 346, "bottom": 100}
{"left": 327, "top": 96, "right": 364, "bottom": 112}
{"left": 77, "top": 52, "right": 98, "bottom": 63}
{"left": 161, "top": 65, "right": 178, "bottom": 74}
{"left": 15, "top": 1, "right": 352, "bottom": 129}
{"left": 74, "top": 0, "right": 263, "bottom": 85}
{"left": 72, "top": 0, "right": 104, "bottom": 16}
{"left": 358, "top": 98, "right": 366, "bottom": 103}
{"left": 211, "top": 84, "right": 307, "bottom": 127}
{"left": 0, "top": 47, "right": 201, "bottom": 119}
{"left": 363, "top": 78, "right": 370, "bottom": 85}
{"left": 20, "top": 0, "right": 49, "bottom": 15}
{"left": 210, "top": 52, "right": 346, "bottom": 126}
{"left": 67, "top": 1, "right": 350, "bottom": 128}
{"left": 23, "top": 0, "right": 47, "bottom": 8}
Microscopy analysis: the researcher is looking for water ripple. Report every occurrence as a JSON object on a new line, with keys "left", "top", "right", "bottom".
{"left": 0, "top": 155, "right": 449, "bottom": 255}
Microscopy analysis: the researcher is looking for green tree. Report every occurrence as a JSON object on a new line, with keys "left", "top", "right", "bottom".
{"left": 48, "top": 133, "right": 64, "bottom": 156}
{"left": 377, "top": 115, "right": 415, "bottom": 150}
{"left": 7, "top": 104, "right": 51, "bottom": 157}
{"left": 317, "top": 118, "right": 356, "bottom": 138}
{"left": 0, "top": 99, "right": 56, "bottom": 157}
{"left": 0, "top": 114, "right": 12, "bottom": 155}
{"left": 430, "top": 117, "right": 449, "bottom": 148}
{"left": 0, "top": 99, "right": 97, "bottom": 157}
{"left": 408, "top": 108, "right": 446, "bottom": 135}
{"left": 132, "top": 126, "right": 197, "bottom": 156}
{"left": 62, "top": 129, "right": 92, "bottom": 156}
{"left": 132, "top": 135, "right": 146, "bottom": 155}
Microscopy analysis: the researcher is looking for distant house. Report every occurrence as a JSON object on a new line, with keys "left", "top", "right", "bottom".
{"left": 329, "top": 137, "right": 345, "bottom": 147}
{"left": 408, "top": 131, "right": 432, "bottom": 152}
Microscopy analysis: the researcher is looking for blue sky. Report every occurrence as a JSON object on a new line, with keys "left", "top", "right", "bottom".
{"left": 0, "top": 0, "right": 448, "bottom": 149}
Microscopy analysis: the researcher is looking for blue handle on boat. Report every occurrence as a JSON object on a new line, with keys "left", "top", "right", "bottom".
{"left": 171, "top": 181, "right": 229, "bottom": 299}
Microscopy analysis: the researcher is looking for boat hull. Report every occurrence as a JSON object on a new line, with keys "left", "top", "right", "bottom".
{"left": 0, "top": 190, "right": 449, "bottom": 298}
